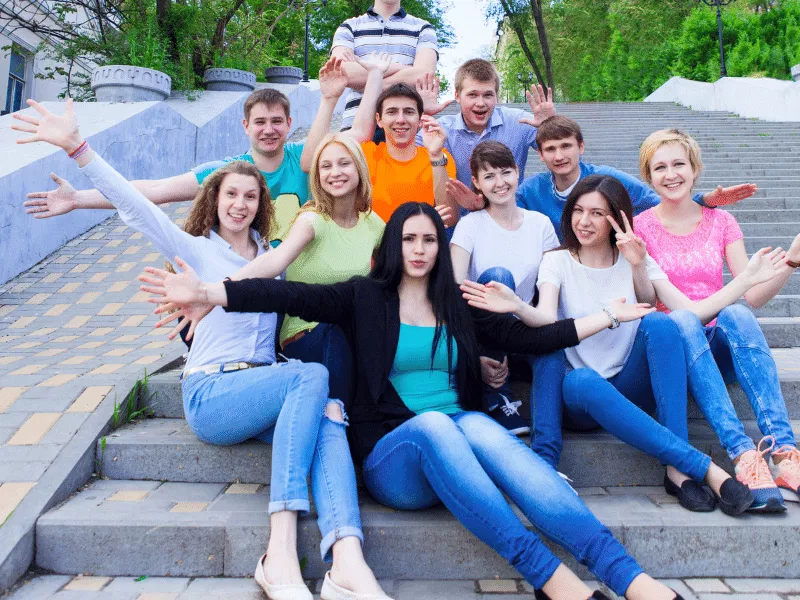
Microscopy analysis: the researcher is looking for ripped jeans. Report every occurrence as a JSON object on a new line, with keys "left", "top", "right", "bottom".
{"left": 182, "top": 360, "right": 362, "bottom": 562}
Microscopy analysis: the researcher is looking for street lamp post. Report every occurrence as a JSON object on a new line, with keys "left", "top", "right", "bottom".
{"left": 699, "top": 0, "right": 736, "bottom": 78}
{"left": 302, "top": 0, "right": 328, "bottom": 82}
{"left": 517, "top": 71, "right": 533, "bottom": 103}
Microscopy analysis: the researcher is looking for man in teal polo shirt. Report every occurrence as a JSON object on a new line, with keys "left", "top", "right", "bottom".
{"left": 24, "top": 88, "right": 308, "bottom": 244}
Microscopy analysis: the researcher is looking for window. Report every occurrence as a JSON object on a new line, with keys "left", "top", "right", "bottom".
{"left": 4, "top": 49, "right": 27, "bottom": 115}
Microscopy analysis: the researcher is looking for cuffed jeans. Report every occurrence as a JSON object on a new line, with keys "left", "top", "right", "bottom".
{"left": 362, "top": 411, "right": 643, "bottom": 595}
{"left": 669, "top": 304, "right": 796, "bottom": 460}
{"left": 531, "top": 313, "right": 711, "bottom": 482}
{"left": 283, "top": 323, "right": 354, "bottom": 407}
{"left": 182, "top": 360, "right": 363, "bottom": 562}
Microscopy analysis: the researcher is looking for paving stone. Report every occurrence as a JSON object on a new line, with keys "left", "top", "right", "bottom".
{"left": 724, "top": 579, "right": 800, "bottom": 593}
{"left": 7, "top": 413, "right": 61, "bottom": 445}
{"left": 104, "top": 576, "right": 190, "bottom": 593}
{"left": 63, "top": 575, "right": 112, "bottom": 591}
{"left": 696, "top": 595, "right": 783, "bottom": 600}
{"left": 0, "top": 387, "right": 27, "bottom": 412}
{"left": 4, "top": 575, "right": 71, "bottom": 599}
{"left": 477, "top": 579, "right": 518, "bottom": 593}
{"left": 686, "top": 579, "right": 731, "bottom": 593}
{"left": 395, "top": 580, "right": 478, "bottom": 600}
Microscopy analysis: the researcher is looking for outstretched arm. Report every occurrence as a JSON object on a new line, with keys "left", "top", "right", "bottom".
{"left": 12, "top": 99, "right": 200, "bottom": 263}
{"left": 518, "top": 84, "right": 556, "bottom": 129}
{"left": 727, "top": 237, "right": 796, "bottom": 308}
{"left": 421, "top": 115, "right": 458, "bottom": 226}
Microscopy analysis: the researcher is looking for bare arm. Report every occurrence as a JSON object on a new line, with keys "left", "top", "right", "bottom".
{"left": 450, "top": 243, "right": 471, "bottom": 283}
{"left": 334, "top": 47, "right": 436, "bottom": 92}
{"left": 24, "top": 171, "right": 199, "bottom": 218}
{"left": 420, "top": 115, "right": 459, "bottom": 224}
{"left": 232, "top": 214, "right": 316, "bottom": 280}
{"left": 607, "top": 214, "right": 656, "bottom": 305}
{"left": 728, "top": 237, "right": 796, "bottom": 308}
{"left": 654, "top": 246, "right": 789, "bottom": 322}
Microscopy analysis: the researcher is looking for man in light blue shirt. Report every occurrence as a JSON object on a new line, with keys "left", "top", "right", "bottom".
{"left": 516, "top": 115, "right": 757, "bottom": 240}
{"left": 416, "top": 58, "right": 554, "bottom": 210}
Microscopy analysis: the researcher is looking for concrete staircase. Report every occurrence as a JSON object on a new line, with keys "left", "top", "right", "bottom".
{"left": 31, "top": 103, "right": 800, "bottom": 584}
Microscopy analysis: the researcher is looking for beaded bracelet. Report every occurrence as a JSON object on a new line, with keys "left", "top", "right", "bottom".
{"left": 67, "top": 140, "right": 88, "bottom": 159}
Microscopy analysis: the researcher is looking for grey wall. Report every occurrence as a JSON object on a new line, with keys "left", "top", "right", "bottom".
{"left": 1, "top": 84, "right": 327, "bottom": 284}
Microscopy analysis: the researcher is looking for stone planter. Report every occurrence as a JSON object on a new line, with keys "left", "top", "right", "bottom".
{"left": 264, "top": 66, "right": 303, "bottom": 85}
{"left": 792, "top": 64, "right": 800, "bottom": 83}
{"left": 203, "top": 68, "right": 256, "bottom": 92}
{"left": 91, "top": 65, "right": 171, "bottom": 102}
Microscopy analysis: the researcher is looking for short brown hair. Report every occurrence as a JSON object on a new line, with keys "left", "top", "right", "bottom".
{"left": 376, "top": 83, "right": 423, "bottom": 117}
{"left": 454, "top": 59, "right": 500, "bottom": 93}
{"left": 470, "top": 141, "right": 517, "bottom": 180}
{"left": 535, "top": 115, "right": 584, "bottom": 148}
{"left": 184, "top": 161, "right": 274, "bottom": 244}
{"left": 243, "top": 88, "right": 291, "bottom": 122}
{"left": 639, "top": 129, "right": 704, "bottom": 184}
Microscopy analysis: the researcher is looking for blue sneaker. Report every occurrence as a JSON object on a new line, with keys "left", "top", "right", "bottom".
{"left": 486, "top": 393, "right": 530, "bottom": 436}
{"left": 734, "top": 437, "right": 786, "bottom": 513}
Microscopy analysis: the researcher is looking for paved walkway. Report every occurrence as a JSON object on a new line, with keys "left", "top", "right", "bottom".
{"left": 4, "top": 574, "right": 800, "bottom": 599}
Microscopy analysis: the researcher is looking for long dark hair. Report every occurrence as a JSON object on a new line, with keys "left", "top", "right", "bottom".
{"left": 559, "top": 174, "right": 633, "bottom": 253}
{"left": 370, "top": 202, "right": 481, "bottom": 407}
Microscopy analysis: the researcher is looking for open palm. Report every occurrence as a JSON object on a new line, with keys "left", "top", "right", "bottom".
{"left": 460, "top": 279, "right": 520, "bottom": 314}
{"left": 319, "top": 57, "right": 348, "bottom": 100}
{"left": 24, "top": 172, "right": 78, "bottom": 218}
{"left": 11, "top": 98, "right": 83, "bottom": 152}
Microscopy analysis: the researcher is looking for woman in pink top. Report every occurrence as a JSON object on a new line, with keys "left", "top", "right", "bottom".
{"left": 634, "top": 128, "right": 800, "bottom": 513}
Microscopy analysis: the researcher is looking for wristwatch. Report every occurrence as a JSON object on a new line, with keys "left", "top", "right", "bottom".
{"left": 430, "top": 154, "right": 448, "bottom": 167}
{"left": 602, "top": 306, "right": 620, "bottom": 329}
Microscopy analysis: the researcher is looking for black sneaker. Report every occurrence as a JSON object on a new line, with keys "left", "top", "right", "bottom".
{"left": 486, "top": 393, "right": 530, "bottom": 436}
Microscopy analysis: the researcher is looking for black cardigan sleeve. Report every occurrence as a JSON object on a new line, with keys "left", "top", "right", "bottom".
{"left": 471, "top": 307, "right": 580, "bottom": 355}
{"left": 223, "top": 277, "right": 357, "bottom": 327}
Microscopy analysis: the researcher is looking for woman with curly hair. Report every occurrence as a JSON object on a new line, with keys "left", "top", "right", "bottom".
{"left": 12, "top": 99, "right": 389, "bottom": 600}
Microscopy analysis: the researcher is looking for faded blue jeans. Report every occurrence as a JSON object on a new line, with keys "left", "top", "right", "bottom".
{"left": 182, "top": 360, "right": 362, "bottom": 562}
{"left": 669, "top": 305, "right": 796, "bottom": 460}
{"left": 531, "top": 313, "right": 711, "bottom": 482}
{"left": 362, "top": 411, "right": 643, "bottom": 595}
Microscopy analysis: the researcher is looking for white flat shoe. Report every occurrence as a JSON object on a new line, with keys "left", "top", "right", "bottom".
{"left": 254, "top": 553, "right": 313, "bottom": 600}
{"left": 319, "top": 571, "right": 394, "bottom": 600}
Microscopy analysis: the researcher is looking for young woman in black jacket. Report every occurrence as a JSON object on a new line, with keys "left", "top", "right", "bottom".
{"left": 141, "top": 202, "right": 684, "bottom": 600}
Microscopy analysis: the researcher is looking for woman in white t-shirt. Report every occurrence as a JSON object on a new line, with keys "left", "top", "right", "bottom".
{"left": 461, "top": 174, "right": 759, "bottom": 516}
{"left": 451, "top": 141, "right": 559, "bottom": 435}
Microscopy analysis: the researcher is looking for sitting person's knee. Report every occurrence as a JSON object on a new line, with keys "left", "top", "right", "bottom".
{"left": 324, "top": 400, "right": 347, "bottom": 424}
{"left": 563, "top": 368, "right": 603, "bottom": 406}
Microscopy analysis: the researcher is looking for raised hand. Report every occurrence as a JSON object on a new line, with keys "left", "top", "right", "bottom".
{"left": 11, "top": 97, "right": 83, "bottom": 153}
{"left": 24, "top": 172, "right": 78, "bottom": 218}
{"left": 519, "top": 84, "right": 555, "bottom": 128}
{"left": 447, "top": 179, "right": 484, "bottom": 212}
{"left": 420, "top": 115, "right": 446, "bottom": 157}
{"left": 607, "top": 212, "right": 647, "bottom": 267}
{"left": 460, "top": 279, "right": 521, "bottom": 314}
{"left": 356, "top": 51, "right": 392, "bottom": 76}
{"left": 704, "top": 183, "right": 758, "bottom": 207}
{"left": 742, "top": 246, "right": 789, "bottom": 287}
{"left": 416, "top": 72, "right": 454, "bottom": 116}
{"left": 480, "top": 356, "right": 508, "bottom": 389}
{"left": 608, "top": 297, "right": 655, "bottom": 323}
{"left": 319, "top": 56, "right": 349, "bottom": 100}
{"left": 434, "top": 203, "right": 456, "bottom": 228}
{"left": 138, "top": 257, "right": 213, "bottom": 340}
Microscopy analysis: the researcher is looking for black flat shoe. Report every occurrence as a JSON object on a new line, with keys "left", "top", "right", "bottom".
{"left": 664, "top": 473, "right": 716, "bottom": 512}
{"left": 715, "top": 477, "right": 755, "bottom": 516}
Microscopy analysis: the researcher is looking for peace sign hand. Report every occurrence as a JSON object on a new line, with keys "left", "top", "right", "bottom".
{"left": 11, "top": 98, "right": 84, "bottom": 153}
{"left": 607, "top": 212, "right": 647, "bottom": 267}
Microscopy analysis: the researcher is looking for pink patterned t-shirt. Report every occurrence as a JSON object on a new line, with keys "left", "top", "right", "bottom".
{"left": 634, "top": 206, "right": 743, "bottom": 313}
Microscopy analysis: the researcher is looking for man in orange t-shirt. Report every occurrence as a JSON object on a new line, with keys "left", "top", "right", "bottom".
{"left": 300, "top": 54, "right": 459, "bottom": 226}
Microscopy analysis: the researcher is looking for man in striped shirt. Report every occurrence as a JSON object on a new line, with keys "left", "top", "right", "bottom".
{"left": 331, "top": 0, "right": 438, "bottom": 131}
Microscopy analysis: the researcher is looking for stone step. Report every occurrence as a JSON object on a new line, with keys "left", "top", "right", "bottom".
{"left": 723, "top": 209, "right": 800, "bottom": 223}
{"left": 97, "top": 415, "right": 800, "bottom": 489}
{"left": 34, "top": 478, "right": 800, "bottom": 580}
{"left": 748, "top": 295, "right": 800, "bottom": 317}
{"left": 725, "top": 272, "right": 800, "bottom": 294}
{"left": 739, "top": 222, "right": 800, "bottom": 236}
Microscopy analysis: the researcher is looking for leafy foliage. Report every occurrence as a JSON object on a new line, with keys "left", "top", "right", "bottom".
{"left": 493, "top": 0, "right": 800, "bottom": 102}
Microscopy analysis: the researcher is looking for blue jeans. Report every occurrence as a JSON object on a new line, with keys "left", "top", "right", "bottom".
{"left": 283, "top": 323, "right": 354, "bottom": 406}
{"left": 182, "top": 361, "right": 362, "bottom": 562}
{"left": 532, "top": 313, "right": 711, "bottom": 481}
{"left": 477, "top": 267, "right": 517, "bottom": 409}
{"left": 362, "top": 411, "right": 643, "bottom": 595}
{"left": 670, "top": 305, "right": 796, "bottom": 460}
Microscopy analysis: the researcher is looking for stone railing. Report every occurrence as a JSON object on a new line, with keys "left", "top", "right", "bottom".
{"left": 0, "top": 82, "right": 335, "bottom": 285}
{"left": 645, "top": 75, "right": 800, "bottom": 122}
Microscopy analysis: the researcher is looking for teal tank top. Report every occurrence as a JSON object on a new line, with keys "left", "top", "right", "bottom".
{"left": 389, "top": 324, "right": 461, "bottom": 415}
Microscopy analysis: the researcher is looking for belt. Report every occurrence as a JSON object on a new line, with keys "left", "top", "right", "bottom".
{"left": 282, "top": 328, "right": 314, "bottom": 347}
{"left": 182, "top": 361, "right": 265, "bottom": 379}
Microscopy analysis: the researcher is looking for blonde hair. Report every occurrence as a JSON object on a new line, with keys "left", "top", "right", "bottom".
{"left": 639, "top": 129, "right": 704, "bottom": 184}
{"left": 184, "top": 161, "right": 274, "bottom": 245}
{"left": 303, "top": 133, "right": 372, "bottom": 219}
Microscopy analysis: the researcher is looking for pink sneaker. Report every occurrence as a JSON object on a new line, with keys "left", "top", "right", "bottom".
{"left": 771, "top": 444, "right": 800, "bottom": 502}
{"left": 734, "top": 437, "right": 786, "bottom": 513}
